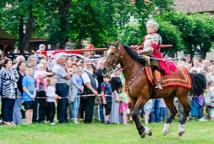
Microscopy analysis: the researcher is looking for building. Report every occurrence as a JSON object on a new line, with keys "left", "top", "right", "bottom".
{"left": 174, "top": 0, "right": 214, "bottom": 14}
{"left": 0, "top": 29, "right": 16, "bottom": 53}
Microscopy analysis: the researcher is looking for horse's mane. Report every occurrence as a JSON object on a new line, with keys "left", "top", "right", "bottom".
{"left": 122, "top": 45, "right": 146, "bottom": 65}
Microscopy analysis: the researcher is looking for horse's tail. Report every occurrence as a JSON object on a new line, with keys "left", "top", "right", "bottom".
{"left": 190, "top": 73, "right": 207, "bottom": 97}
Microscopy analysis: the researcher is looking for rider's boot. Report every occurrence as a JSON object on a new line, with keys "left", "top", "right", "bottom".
{"left": 154, "top": 70, "right": 163, "bottom": 91}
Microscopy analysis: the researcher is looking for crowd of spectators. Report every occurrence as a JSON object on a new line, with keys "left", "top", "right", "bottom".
{"left": 0, "top": 45, "right": 214, "bottom": 126}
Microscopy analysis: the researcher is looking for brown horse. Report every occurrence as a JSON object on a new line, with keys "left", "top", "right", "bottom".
{"left": 103, "top": 43, "right": 206, "bottom": 138}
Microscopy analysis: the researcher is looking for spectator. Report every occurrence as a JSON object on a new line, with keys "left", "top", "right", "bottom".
{"left": 68, "top": 65, "right": 84, "bottom": 124}
{"left": 28, "top": 55, "right": 38, "bottom": 122}
{"left": 13, "top": 61, "right": 26, "bottom": 124}
{"left": 206, "top": 65, "right": 214, "bottom": 120}
{"left": 46, "top": 75, "right": 61, "bottom": 125}
{"left": 143, "top": 99, "right": 153, "bottom": 131}
{"left": 94, "top": 60, "right": 104, "bottom": 122}
{"left": 110, "top": 70, "right": 122, "bottom": 124}
{"left": 117, "top": 85, "right": 129, "bottom": 124}
{"left": 34, "top": 63, "right": 50, "bottom": 123}
{"left": 101, "top": 75, "right": 113, "bottom": 124}
{"left": 53, "top": 55, "right": 71, "bottom": 123}
{"left": 22, "top": 66, "right": 36, "bottom": 125}
{"left": 0, "top": 58, "right": 19, "bottom": 126}
{"left": 159, "top": 98, "right": 169, "bottom": 122}
{"left": 80, "top": 63, "right": 98, "bottom": 123}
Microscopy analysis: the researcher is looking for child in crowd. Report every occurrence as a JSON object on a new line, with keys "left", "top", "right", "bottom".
{"left": 117, "top": 85, "right": 129, "bottom": 124}
{"left": 34, "top": 63, "right": 52, "bottom": 90}
{"left": 46, "top": 75, "right": 61, "bottom": 125}
{"left": 101, "top": 75, "right": 113, "bottom": 124}
{"left": 22, "top": 66, "right": 36, "bottom": 125}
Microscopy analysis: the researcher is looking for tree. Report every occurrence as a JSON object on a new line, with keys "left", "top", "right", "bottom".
{"left": 118, "top": 19, "right": 141, "bottom": 45}
{"left": 47, "top": 0, "right": 72, "bottom": 48}
{"left": 157, "top": 20, "right": 184, "bottom": 57}
{"left": 190, "top": 14, "right": 214, "bottom": 59}
{"left": 159, "top": 12, "right": 214, "bottom": 59}
{"left": 133, "top": 0, "right": 173, "bottom": 38}
{"left": 0, "top": 0, "right": 49, "bottom": 53}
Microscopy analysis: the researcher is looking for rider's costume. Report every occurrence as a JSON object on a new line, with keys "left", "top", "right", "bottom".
{"left": 139, "top": 19, "right": 176, "bottom": 90}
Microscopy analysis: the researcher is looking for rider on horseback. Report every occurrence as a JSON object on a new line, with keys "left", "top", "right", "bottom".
{"left": 138, "top": 19, "right": 164, "bottom": 90}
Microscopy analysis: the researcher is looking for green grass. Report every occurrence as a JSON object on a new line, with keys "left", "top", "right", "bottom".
{"left": 0, "top": 120, "right": 213, "bottom": 144}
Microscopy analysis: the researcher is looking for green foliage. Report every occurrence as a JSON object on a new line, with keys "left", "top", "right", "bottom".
{"left": 157, "top": 20, "right": 184, "bottom": 56}
{"left": 118, "top": 20, "right": 141, "bottom": 45}
{"left": 159, "top": 11, "right": 214, "bottom": 59}
{"left": 1, "top": 0, "right": 213, "bottom": 58}
{"left": 68, "top": 0, "right": 108, "bottom": 47}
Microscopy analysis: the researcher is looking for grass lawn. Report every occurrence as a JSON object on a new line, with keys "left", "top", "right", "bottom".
{"left": 0, "top": 120, "right": 213, "bottom": 144}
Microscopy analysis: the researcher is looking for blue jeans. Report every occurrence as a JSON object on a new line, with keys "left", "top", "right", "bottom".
{"left": 70, "top": 96, "right": 80, "bottom": 120}
{"left": 99, "top": 104, "right": 104, "bottom": 122}
{"left": 191, "top": 97, "right": 199, "bottom": 118}
{"left": 13, "top": 98, "right": 23, "bottom": 124}
{"left": 154, "top": 99, "right": 161, "bottom": 122}
{"left": 160, "top": 107, "right": 169, "bottom": 122}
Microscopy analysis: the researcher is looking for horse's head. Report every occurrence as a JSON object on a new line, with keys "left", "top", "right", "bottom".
{"left": 103, "top": 43, "right": 122, "bottom": 75}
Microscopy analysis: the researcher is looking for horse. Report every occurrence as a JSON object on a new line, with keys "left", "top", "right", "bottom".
{"left": 102, "top": 43, "right": 206, "bottom": 138}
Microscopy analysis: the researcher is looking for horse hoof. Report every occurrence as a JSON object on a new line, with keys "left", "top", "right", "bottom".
{"left": 147, "top": 131, "right": 152, "bottom": 136}
{"left": 178, "top": 130, "right": 185, "bottom": 137}
{"left": 140, "top": 131, "right": 146, "bottom": 138}
{"left": 178, "top": 124, "right": 185, "bottom": 137}
{"left": 162, "top": 123, "right": 171, "bottom": 136}
{"left": 145, "top": 127, "right": 152, "bottom": 136}
{"left": 163, "top": 129, "right": 170, "bottom": 136}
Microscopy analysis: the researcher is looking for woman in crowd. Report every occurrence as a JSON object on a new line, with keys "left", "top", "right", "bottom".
{"left": 13, "top": 61, "right": 26, "bottom": 124}
{"left": 110, "top": 69, "right": 122, "bottom": 124}
{"left": 0, "top": 58, "right": 19, "bottom": 126}
{"left": 68, "top": 64, "right": 84, "bottom": 124}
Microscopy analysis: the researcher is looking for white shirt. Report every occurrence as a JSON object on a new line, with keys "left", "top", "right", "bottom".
{"left": 46, "top": 86, "right": 56, "bottom": 102}
{"left": 81, "top": 71, "right": 98, "bottom": 88}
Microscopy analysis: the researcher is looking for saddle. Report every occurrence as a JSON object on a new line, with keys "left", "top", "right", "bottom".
{"left": 144, "top": 66, "right": 192, "bottom": 89}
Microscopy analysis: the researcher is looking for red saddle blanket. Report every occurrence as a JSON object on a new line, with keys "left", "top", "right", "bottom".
{"left": 144, "top": 66, "right": 192, "bottom": 89}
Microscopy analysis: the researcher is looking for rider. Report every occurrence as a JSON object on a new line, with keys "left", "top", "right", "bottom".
{"left": 138, "top": 19, "right": 164, "bottom": 90}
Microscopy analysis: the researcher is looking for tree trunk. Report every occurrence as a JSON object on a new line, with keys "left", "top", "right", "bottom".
{"left": 58, "top": 0, "right": 71, "bottom": 48}
{"left": 20, "top": 3, "right": 34, "bottom": 54}
{"left": 18, "top": 17, "right": 24, "bottom": 54}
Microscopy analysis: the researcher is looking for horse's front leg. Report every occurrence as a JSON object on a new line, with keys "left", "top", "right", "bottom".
{"left": 131, "top": 97, "right": 149, "bottom": 138}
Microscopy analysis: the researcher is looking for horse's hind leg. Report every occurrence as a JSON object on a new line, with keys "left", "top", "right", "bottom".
{"left": 162, "top": 96, "right": 177, "bottom": 136}
{"left": 177, "top": 91, "right": 190, "bottom": 137}
{"left": 132, "top": 97, "right": 149, "bottom": 138}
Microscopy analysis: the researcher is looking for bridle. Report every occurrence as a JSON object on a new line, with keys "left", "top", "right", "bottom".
{"left": 107, "top": 44, "right": 134, "bottom": 72}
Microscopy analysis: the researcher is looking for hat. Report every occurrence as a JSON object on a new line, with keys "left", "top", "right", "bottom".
{"left": 146, "top": 19, "right": 159, "bottom": 31}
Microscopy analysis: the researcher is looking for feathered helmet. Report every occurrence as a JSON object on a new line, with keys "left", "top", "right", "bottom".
{"left": 146, "top": 19, "right": 159, "bottom": 31}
